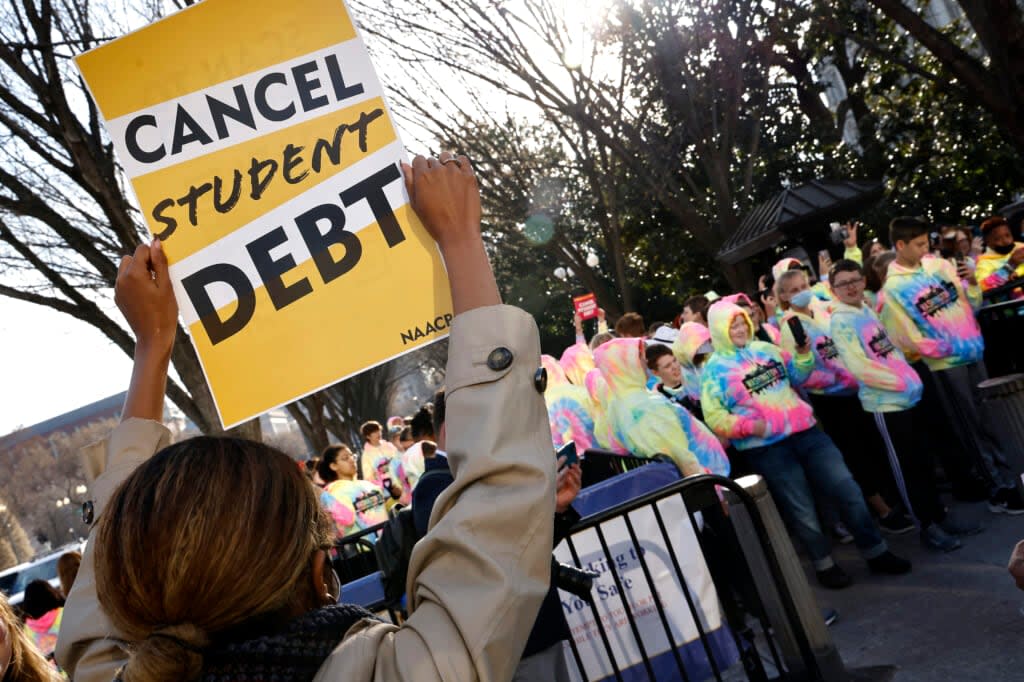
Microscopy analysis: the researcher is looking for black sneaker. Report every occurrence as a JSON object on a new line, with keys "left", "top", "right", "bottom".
{"left": 816, "top": 565, "right": 853, "bottom": 590}
{"left": 867, "top": 551, "right": 912, "bottom": 575}
{"left": 988, "top": 488, "right": 1024, "bottom": 516}
{"left": 878, "top": 511, "right": 916, "bottom": 535}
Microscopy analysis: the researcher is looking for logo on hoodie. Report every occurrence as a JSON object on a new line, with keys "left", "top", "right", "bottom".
{"left": 817, "top": 336, "right": 840, "bottom": 361}
{"left": 868, "top": 328, "right": 896, "bottom": 358}
{"left": 742, "top": 359, "right": 786, "bottom": 394}
{"left": 914, "top": 282, "right": 958, "bottom": 318}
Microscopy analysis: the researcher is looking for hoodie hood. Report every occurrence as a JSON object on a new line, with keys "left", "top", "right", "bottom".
{"left": 560, "top": 343, "right": 595, "bottom": 386}
{"left": 541, "top": 354, "right": 569, "bottom": 388}
{"left": 672, "top": 322, "right": 712, "bottom": 368}
{"left": 593, "top": 337, "right": 649, "bottom": 396}
{"left": 707, "top": 301, "right": 753, "bottom": 354}
{"left": 772, "top": 258, "right": 804, "bottom": 282}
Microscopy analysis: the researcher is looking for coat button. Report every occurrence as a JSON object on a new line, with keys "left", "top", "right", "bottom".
{"left": 487, "top": 347, "right": 514, "bottom": 371}
{"left": 534, "top": 367, "right": 548, "bottom": 393}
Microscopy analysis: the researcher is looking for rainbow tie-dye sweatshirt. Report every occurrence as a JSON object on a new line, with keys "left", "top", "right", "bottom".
{"left": 880, "top": 258, "right": 984, "bottom": 371}
{"left": 779, "top": 310, "right": 858, "bottom": 396}
{"left": 320, "top": 479, "right": 390, "bottom": 539}
{"left": 976, "top": 244, "right": 1024, "bottom": 295}
{"left": 583, "top": 367, "right": 629, "bottom": 453}
{"left": 829, "top": 300, "right": 922, "bottom": 413}
{"left": 541, "top": 354, "right": 598, "bottom": 452}
{"left": 700, "top": 302, "right": 816, "bottom": 450}
{"left": 593, "top": 337, "right": 729, "bottom": 476}
{"left": 672, "top": 322, "right": 712, "bottom": 403}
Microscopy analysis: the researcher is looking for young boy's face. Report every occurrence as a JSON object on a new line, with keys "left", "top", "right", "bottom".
{"left": 830, "top": 269, "right": 866, "bottom": 307}
{"left": 653, "top": 353, "right": 683, "bottom": 387}
{"left": 896, "top": 233, "right": 930, "bottom": 266}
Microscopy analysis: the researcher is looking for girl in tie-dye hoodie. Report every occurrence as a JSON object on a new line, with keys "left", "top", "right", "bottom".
{"left": 541, "top": 354, "right": 598, "bottom": 452}
{"left": 318, "top": 445, "right": 390, "bottom": 540}
{"left": 672, "top": 322, "right": 713, "bottom": 404}
{"left": 700, "top": 301, "right": 816, "bottom": 450}
{"left": 593, "top": 337, "right": 729, "bottom": 476}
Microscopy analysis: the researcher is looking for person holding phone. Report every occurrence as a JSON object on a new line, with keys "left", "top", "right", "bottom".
{"left": 976, "top": 216, "right": 1024, "bottom": 298}
{"left": 700, "top": 299, "right": 910, "bottom": 589}
{"left": 776, "top": 269, "right": 914, "bottom": 535}
{"left": 830, "top": 258, "right": 983, "bottom": 552}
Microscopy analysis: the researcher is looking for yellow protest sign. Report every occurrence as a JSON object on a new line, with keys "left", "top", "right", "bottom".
{"left": 76, "top": 0, "right": 452, "bottom": 429}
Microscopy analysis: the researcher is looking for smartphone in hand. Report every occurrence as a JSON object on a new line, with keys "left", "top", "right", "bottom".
{"left": 556, "top": 441, "right": 579, "bottom": 469}
{"left": 786, "top": 315, "right": 808, "bottom": 349}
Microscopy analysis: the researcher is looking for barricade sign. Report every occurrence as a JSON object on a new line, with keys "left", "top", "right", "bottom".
{"left": 555, "top": 494, "right": 738, "bottom": 681}
{"left": 574, "top": 293, "right": 599, "bottom": 320}
{"left": 75, "top": 0, "right": 452, "bottom": 428}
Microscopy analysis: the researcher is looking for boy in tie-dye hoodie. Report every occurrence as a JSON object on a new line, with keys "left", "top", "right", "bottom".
{"left": 881, "top": 216, "right": 1023, "bottom": 514}
{"left": 776, "top": 267, "right": 914, "bottom": 536}
{"left": 593, "top": 337, "right": 729, "bottom": 477}
{"left": 829, "top": 259, "right": 977, "bottom": 552}
{"left": 701, "top": 299, "right": 910, "bottom": 588}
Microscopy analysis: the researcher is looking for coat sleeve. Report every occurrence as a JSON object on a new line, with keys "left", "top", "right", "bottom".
{"left": 314, "top": 305, "right": 556, "bottom": 682}
{"left": 55, "top": 418, "right": 172, "bottom": 682}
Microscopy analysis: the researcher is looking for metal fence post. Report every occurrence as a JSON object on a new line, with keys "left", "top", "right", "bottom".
{"left": 724, "top": 474, "right": 850, "bottom": 681}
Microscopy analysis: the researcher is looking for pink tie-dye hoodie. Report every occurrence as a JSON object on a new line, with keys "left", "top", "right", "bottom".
{"left": 779, "top": 310, "right": 858, "bottom": 396}
{"left": 541, "top": 354, "right": 598, "bottom": 452}
{"left": 584, "top": 367, "right": 629, "bottom": 453}
{"left": 701, "top": 301, "right": 816, "bottom": 450}
{"left": 829, "top": 300, "right": 923, "bottom": 413}
{"left": 671, "top": 322, "right": 713, "bottom": 403}
{"left": 593, "top": 338, "right": 729, "bottom": 476}
{"left": 880, "top": 258, "right": 984, "bottom": 371}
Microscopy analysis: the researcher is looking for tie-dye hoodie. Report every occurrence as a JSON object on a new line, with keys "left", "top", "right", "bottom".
{"left": 701, "top": 302, "right": 816, "bottom": 450}
{"left": 593, "top": 338, "right": 729, "bottom": 476}
{"left": 779, "top": 310, "right": 858, "bottom": 396}
{"left": 320, "top": 479, "right": 390, "bottom": 540}
{"left": 672, "top": 322, "right": 713, "bottom": 403}
{"left": 584, "top": 367, "right": 629, "bottom": 453}
{"left": 359, "top": 440, "right": 408, "bottom": 505}
{"left": 880, "top": 258, "right": 984, "bottom": 371}
{"left": 976, "top": 244, "right": 1024, "bottom": 295}
{"left": 542, "top": 354, "right": 598, "bottom": 452}
{"left": 829, "top": 300, "right": 923, "bottom": 413}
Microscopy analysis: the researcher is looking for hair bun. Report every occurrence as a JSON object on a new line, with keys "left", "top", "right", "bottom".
{"left": 123, "top": 624, "right": 209, "bottom": 682}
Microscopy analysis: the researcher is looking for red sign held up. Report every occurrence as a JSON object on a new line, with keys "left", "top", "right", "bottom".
{"left": 573, "top": 293, "right": 599, "bottom": 320}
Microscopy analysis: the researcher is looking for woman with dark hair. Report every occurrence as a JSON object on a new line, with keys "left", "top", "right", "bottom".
{"left": 863, "top": 251, "right": 897, "bottom": 310}
{"left": 56, "top": 152, "right": 556, "bottom": 682}
{"left": 317, "top": 444, "right": 389, "bottom": 540}
{"left": 20, "top": 581, "right": 64, "bottom": 663}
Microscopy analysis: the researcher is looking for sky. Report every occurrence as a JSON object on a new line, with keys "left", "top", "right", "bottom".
{"left": 0, "top": 297, "right": 131, "bottom": 435}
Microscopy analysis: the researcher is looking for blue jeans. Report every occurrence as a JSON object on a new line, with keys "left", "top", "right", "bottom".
{"left": 747, "top": 427, "right": 887, "bottom": 570}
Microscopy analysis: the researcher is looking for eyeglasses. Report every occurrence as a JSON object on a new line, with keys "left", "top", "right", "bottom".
{"left": 832, "top": 276, "right": 864, "bottom": 289}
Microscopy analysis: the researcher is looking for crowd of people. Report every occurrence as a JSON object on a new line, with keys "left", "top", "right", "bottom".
{"left": 3, "top": 149, "right": 1024, "bottom": 682}
{"left": 535, "top": 214, "right": 1024, "bottom": 590}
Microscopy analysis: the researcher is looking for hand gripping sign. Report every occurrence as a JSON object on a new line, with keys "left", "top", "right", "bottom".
{"left": 573, "top": 293, "right": 599, "bottom": 321}
{"left": 75, "top": 0, "right": 453, "bottom": 429}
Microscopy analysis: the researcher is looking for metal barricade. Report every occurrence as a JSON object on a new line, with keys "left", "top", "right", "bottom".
{"left": 558, "top": 473, "right": 851, "bottom": 681}
{"left": 977, "top": 297, "right": 1024, "bottom": 377}
{"left": 332, "top": 521, "right": 386, "bottom": 584}
{"left": 582, "top": 448, "right": 662, "bottom": 489}
{"left": 979, "top": 373, "right": 1024, "bottom": 492}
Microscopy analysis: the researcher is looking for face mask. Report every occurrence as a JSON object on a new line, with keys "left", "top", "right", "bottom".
{"left": 994, "top": 243, "right": 1015, "bottom": 256}
{"left": 789, "top": 289, "right": 814, "bottom": 309}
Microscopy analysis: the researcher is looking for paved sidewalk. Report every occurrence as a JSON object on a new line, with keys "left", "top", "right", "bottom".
{"left": 813, "top": 499, "right": 1024, "bottom": 681}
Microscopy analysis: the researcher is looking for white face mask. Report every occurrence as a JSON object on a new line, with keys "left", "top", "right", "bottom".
{"left": 789, "top": 289, "right": 814, "bottom": 309}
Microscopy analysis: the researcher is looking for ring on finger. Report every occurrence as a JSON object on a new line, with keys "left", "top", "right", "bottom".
{"left": 441, "top": 158, "right": 462, "bottom": 167}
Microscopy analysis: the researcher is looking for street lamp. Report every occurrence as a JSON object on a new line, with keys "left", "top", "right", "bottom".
{"left": 75, "top": 485, "right": 87, "bottom": 495}
{"left": 56, "top": 500, "right": 63, "bottom": 508}
{"left": 586, "top": 252, "right": 599, "bottom": 268}
{"left": 554, "top": 267, "right": 567, "bottom": 281}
